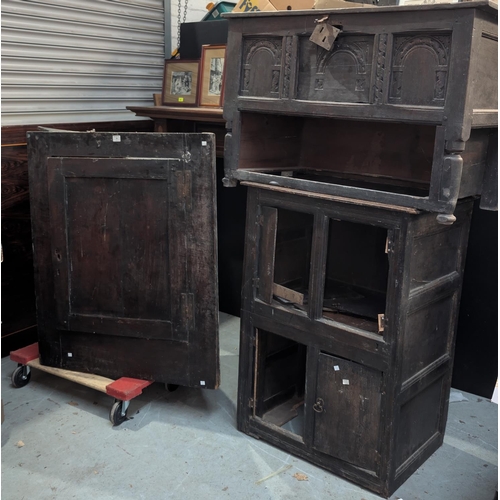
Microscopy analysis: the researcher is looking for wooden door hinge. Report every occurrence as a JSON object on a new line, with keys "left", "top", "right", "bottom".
{"left": 385, "top": 236, "right": 393, "bottom": 254}
{"left": 248, "top": 397, "right": 254, "bottom": 409}
{"left": 378, "top": 313, "right": 385, "bottom": 334}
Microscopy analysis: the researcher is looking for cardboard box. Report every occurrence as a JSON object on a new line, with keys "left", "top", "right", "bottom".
{"left": 233, "top": 0, "right": 315, "bottom": 13}
{"left": 313, "top": 0, "right": 373, "bottom": 9}
{"left": 399, "top": 0, "right": 458, "bottom": 4}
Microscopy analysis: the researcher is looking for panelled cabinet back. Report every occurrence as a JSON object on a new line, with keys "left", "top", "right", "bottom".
{"left": 223, "top": 2, "right": 497, "bottom": 498}
{"left": 223, "top": 1, "right": 498, "bottom": 224}
{"left": 27, "top": 132, "right": 219, "bottom": 389}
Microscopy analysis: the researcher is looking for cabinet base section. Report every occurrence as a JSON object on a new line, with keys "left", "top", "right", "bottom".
{"left": 37, "top": 330, "right": 220, "bottom": 390}
{"left": 236, "top": 314, "right": 454, "bottom": 498}
{"left": 238, "top": 417, "right": 391, "bottom": 497}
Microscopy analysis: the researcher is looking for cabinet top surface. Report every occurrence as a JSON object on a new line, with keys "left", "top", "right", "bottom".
{"left": 224, "top": 0, "right": 497, "bottom": 18}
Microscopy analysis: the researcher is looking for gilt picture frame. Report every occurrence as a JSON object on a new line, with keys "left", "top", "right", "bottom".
{"left": 162, "top": 60, "right": 200, "bottom": 106}
{"left": 198, "top": 45, "right": 226, "bottom": 107}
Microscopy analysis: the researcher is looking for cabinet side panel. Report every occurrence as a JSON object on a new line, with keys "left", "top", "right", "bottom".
{"left": 394, "top": 376, "right": 444, "bottom": 475}
{"left": 471, "top": 30, "right": 498, "bottom": 111}
{"left": 402, "top": 295, "right": 454, "bottom": 382}
{"left": 403, "top": 212, "right": 469, "bottom": 383}
{"left": 408, "top": 225, "right": 462, "bottom": 288}
{"left": 458, "top": 128, "right": 491, "bottom": 199}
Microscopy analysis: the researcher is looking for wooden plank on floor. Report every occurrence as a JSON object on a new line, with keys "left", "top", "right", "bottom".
{"left": 27, "top": 358, "right": 114, "bottom": 394}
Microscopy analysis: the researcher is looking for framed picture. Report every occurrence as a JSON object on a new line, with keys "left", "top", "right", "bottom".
{"left": 198, "top": 45, "right": 226, "bottom": 107}
{"left": 162, "top": 60, "right": 199, "bottom": 106}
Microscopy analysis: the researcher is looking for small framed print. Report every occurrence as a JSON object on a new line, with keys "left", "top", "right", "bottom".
{"left": 162, "top": 60, "right": 199, "bottom": 106}
{"left": 198, "top": 45, "right": 226, "bottom": 107}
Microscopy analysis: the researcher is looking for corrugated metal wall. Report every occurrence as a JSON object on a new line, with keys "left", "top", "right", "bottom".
{"left": 2, "top": 0, "right": 165, "bottom": 126}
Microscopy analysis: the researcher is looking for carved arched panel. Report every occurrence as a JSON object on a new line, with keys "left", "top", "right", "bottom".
{"left": 297, "top": 35, "right": 374, "bottom": 103}
{"left": 389, "top": 34, "right": 451, "bottom": 106}
{"left": 240, "top": 37, "right": 283, "bottom": 98}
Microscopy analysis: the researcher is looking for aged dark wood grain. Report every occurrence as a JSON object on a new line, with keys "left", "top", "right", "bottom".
{"left": 2, "top": 147, "right": 29, "bottom": 212}
{"left": 1, "top": 120, "right": 154, "bottom": 357}
{"left": 27, "top": 132, "right": 219, "bottom": 388}
{"left": 223, "top": 2, "right": 498, "bottom": 222}
{"left": 236, "top": 185, "right": 474, "bottom": 497}
{"left": 313, "top": 352, "right": 383, "bottom": 474}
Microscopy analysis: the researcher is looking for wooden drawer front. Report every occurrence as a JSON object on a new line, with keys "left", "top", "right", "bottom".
{"left": 240, "top": 37, "right": 284, "bottom": 98}
{"left": 297, "top": 34, "right": 375, "bottom": 104}
{"left": 389, "top": 33, "right": 452, "bottom": 107}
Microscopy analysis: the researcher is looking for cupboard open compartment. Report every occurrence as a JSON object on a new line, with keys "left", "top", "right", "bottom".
{"left": 254, "top": 328, "right": 307, "bottom": 438}
{"left": 238, "top": 112, "right": 436, "bottom": 197}
{"left": 259, "top": 205, "right": 389, "bottom": 335}
{"left": 264, "top": 208, "right": 314, "bottom": 312}
{"left": 322, "top": 219, "right": 389, "bottom": 335}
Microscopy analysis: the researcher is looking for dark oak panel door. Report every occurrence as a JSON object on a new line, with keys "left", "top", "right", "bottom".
{"left": 28, "top": 132, "right": 219, "bottom": 388}
{"left": 48, "top": 157, "right": 180, "bottom": 341}
{"left": 312, "top": 352, "right": 383, "bottom": 474}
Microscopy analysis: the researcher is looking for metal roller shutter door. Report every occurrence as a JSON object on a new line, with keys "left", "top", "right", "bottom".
{"left": 1, "top": 0, "right": 165, "bottom": 125}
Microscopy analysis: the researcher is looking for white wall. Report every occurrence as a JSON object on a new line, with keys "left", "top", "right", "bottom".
{"left": 169, "top": 1, "right": 211, "bottom": 55}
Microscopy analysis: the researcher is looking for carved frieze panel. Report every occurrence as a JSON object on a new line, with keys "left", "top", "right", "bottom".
{"left": 240, "top": 37, "right": 283, "bottom": 98}
{"left": 389, "top": 33, "right": 451, "bottom": 107}
{"left": 373, "top": 34, "right": 388, "bottom": 104}
{"left": 297, "top": 35, "right": 374, "bottom": 103}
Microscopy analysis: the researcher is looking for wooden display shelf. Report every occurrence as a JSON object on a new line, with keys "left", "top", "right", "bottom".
{"left": 127, "top": 106, "right": 226, "bottom": 157}
{"left": 127, "top": 105, "right": 225, "bottom": 123}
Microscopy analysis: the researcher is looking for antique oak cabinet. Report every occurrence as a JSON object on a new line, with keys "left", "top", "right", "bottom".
{"left": 222, "top": 2, "right": 497, "bottom": 497}
{"left": 223, "top": 1, "right": 498, "bottom": 224}
{"left": 237, "top": 185, "right": 473, "bottom": 496}
{"left": 27, "top": 132, "right": 219, "bottom": 388}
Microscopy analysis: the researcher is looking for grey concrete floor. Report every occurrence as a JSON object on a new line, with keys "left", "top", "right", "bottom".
{"left": 1, "top": 313, "right": 497, "bottom": 500}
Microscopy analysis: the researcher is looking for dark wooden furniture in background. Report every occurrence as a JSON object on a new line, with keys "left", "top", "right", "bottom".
{"left": 27, "top": 131, "right": 219, "bottom": 387}
{"left": 223, "top": 1, "right": 498, "bottom": 224}
{"left": 127, "top": 105, "right": 248, "bottom": 318}
{"left": 1, "top": 120, "right": 153, "bottom": 357}
{"left": 238, "top": 185, "right": 474, "bottom": 497}
{"left": 127, "top": 106, "right": 226, "bottom": 156}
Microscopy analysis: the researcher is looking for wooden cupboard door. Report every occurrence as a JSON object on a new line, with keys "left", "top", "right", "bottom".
{"left": 28, "top": 132, "right": 219, "bottom": 387}
{"left": 312, "top": 352, "right": 383, "bottom": 474}
{"left": 47, "top": 157, "right": 184, "bottom": 341}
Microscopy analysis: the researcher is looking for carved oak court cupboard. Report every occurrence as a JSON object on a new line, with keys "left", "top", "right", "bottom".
{"left": 223, "top": 1, "right": 498, "bottom": 223}
{"left": 222, "top": 2, "right": 497, "bottom": 497}
{"left": 237, "top": 186, "right": 473, "bottom": 496}
{"left": 27, "top": 132, "right": 219, "bottom": 389}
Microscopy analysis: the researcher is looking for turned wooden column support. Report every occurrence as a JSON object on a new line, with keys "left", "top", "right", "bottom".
{"left": 436, "top": 148, "right": 464, "bottom": 225}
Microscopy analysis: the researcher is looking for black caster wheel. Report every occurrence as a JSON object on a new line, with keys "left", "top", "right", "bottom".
{"left": 109, "top": 400, "right": 128, "bottom": 426}
{"left": 11, "top": 365, "right": 31, "bottom": 388}
{"left": 166, "top": 384, "right": 179, "bottom": 393}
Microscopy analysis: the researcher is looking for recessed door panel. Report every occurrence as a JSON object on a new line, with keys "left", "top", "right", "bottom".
{"left": 313, "top": 352, "right": 383, "bottom": 474}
